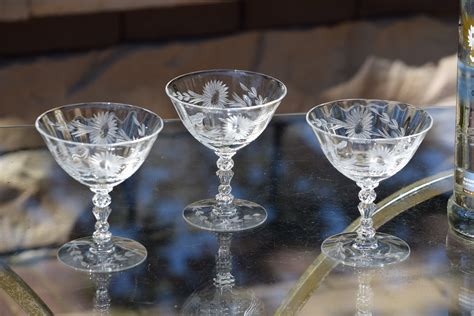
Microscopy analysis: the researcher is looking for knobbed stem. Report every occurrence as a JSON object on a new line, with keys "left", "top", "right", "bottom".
{"left": 91, "top": 187, "right": 114, "bottom": 253}
{"left": 213, "top": 233, "right": 235, "bottom": 290}
{"left": 214, "top": 152, "right": 236, "bottom": 217}
{"left": 92, "top": 273, "right": 111, "bottom": 314}
{"left": 354, "top": 181, "right": 379, "bottom": 250}
{"left": 356, "top": 270, "right": 374, "bottom": 316}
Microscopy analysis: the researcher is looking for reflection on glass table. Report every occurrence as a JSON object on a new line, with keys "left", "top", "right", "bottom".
{"left": 182, "top": 232, "right": 264, "bottom": 315}
{"left": 0, "top": 107, "right": 458, "bottom": 314}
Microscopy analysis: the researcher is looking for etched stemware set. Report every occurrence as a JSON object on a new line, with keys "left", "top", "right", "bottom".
{"left": 34, "top": 69, "right": 433, "bottom": 274}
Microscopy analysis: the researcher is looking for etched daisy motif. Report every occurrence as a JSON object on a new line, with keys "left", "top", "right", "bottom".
{"left": 188, "top": 80, "right": 229, "bottom": 108}
{"left": 89, "top": 151, "right": 124, "bottom": 177}
{"left": 370, "top": 145, "right": 394, "bottom": 166}
{"left": 70, "top": 112, "right": 118, "bottom": 144}
{"left": 344, "top": 106, "right": 373, "bottom": 139}
{"left": 221, "top": 114, "right": 254, "bottom": 140}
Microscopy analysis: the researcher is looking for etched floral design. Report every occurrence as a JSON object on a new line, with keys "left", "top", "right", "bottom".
{"left": 173, "top": 81, "right": 267, "bottom": 109}
{"left": 221, "top": 115, "right": 254, "bottom": 140}
{"left": 70, "top": 146, "right": 90, "bottom": 167}
{"left": 90, "top": 152, "right": 124, "bottom": 177}
{"left": 342, "top": 106, "right": 373, "bottom": 139}
{"left": 199, "top": 80, "right": 229, "bottom": 108}
{"left": 70, "top": 112, "right": 118, "bottom": 144}
{"left": 372, "top": 111, "right": 405, "bottom": 138}
{"left": 369, "top": 145, "right": 397, "bottom": 174}
{"left": 312, "top": 103, "right": 408, "bottom": 142}
{"left": 370, "top": 146, "right": 393, "bottom": 165}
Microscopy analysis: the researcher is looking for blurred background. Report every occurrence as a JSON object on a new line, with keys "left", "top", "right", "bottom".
{"left": 0, "top": 0, "right": 458, "bottom": 122}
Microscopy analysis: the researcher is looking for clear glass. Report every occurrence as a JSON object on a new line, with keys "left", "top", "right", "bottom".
{"left": 448, "top": 0, "right": 474, "bottom": 237}
{"left": 307, "top": 99, "right": 433, "bottom": 267}
{"left": 181, "top": 233, "right": 265, "bottom": 315}
{"left": 35, "top": 102, "right": 164, "bottom": 272}
{"left": 165, "top": 69, "right": 287, "bottom": 232}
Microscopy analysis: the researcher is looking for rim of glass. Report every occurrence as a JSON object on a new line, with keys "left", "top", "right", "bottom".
{"left": 165, "top": 69, "right": 287, "bottom": 111}
{"left": 35, "top": 102, "right": 164, "bottom": 147}
{"left": 305, "top": 99, "right": 434, "bottom": 142}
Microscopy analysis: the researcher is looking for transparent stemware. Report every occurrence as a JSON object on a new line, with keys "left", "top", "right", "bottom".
{"left": 36, "top": 102, "right": 163, "bottom": 272}
{"left": 91, "top": 272, "right": 112, "bottom": 314}
{"left": 181, "top": 232, "right": 265, "bottom": 315}
{"left": 166, "top": 69, "right": 287, "bottom": 232}
{"left": 307, "top": 99, "right": 433, "bottom": 267}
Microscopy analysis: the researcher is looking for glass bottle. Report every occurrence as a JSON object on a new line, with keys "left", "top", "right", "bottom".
{"left": 448, "top": 0, "right": 474, "bottom": 238}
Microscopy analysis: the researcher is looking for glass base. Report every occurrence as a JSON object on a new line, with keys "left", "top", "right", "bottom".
{"left": 57, "top": 236, "right": 147, "bottom": 272}
{"left": 181, "top": 285, "right": 265, "bottom": 315}
{"left": 183, "top": 199, "right": 267, "bottom": 232}
{"left": 321, "top": 232, "right": 410, "bottom": 268}
{"left": 447, "top": 195, "right": 474, "bottom": 238}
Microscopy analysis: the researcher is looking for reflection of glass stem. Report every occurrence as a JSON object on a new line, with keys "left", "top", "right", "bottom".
{"left": 92, "top": 273, "right": 111, "bottom": 315}
{"left": 215, "top": 152, "right": 236, "bottom": 217}
{"left": 356, "top": 270, "right": 373, "bottom": 316}
{"left": 214, "top": 233, "right": 235, "bottom": 290}
{"left": 91, "top": 187, "right": 114, "bottom": 254}
{"left": 355, "top": 182, "right": 378, "bottom": 250}
{"left": 459, "top": 272, "right": 474, "bottom": 314}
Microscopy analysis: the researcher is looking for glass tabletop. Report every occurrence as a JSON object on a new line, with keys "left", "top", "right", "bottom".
{"left": 0, "top": 107, "right": 457, "bottom": 315}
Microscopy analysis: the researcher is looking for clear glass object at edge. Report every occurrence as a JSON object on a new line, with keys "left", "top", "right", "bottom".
{"left": 307, "top": 99, "right": 432, "bottom": 267}
{"left": 448, "top": 0, "right": 474, "bottom": 238}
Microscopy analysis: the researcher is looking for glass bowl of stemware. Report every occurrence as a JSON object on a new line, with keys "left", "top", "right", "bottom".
{"left": 166, "top": 69, "right": 287, "bottom": 232}
{"left": 36, "top": 102, "right": 163, "bottom": 272}
{"left": 307, "top": 99, "right": 433, "bottom": 267}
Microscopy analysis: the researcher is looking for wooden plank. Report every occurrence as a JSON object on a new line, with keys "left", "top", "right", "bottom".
{"left": 243, "top": 0, "right": 357, "bottom": 29}
{"left": 0, "top": 13, "right": 120, "bottom": 55}
{"left": 124, "top": 1, "right": 239, "bottom": 40}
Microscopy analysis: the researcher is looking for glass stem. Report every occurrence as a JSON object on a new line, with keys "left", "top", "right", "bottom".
{"left": 355, "top": 182, "right": 378, "bottom": 250}
{"left": 213, "top": 232, "right": 235, "bottom": 291}
{"left": 214, "top": 151, "right": 236, "bottom": 217}
{"left": 356, "top": 270, "right": 374, "bottom": 316}
{"left": 91, "top": 187, "right": 114, "bottom": 253}
{"left": 92, "top": 273, "right": 111, "bottom": 314}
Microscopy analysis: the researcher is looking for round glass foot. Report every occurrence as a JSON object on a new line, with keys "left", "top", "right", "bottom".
{"left": 57, "top": 236, "right": 147, "bottom": 272}
{"left": 321, "top": 232, "right": 410, "bottom": 268}
{"left": 181, "top": 285, "right": 264, "bottom": 315}
{"left": 183, "top": 199, "right": 267, "bottom": 232}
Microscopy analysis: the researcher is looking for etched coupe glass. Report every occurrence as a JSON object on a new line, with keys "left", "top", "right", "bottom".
{"left": 36, "top": 102, "right": 163, "bottom": 272}
{"left": 307, "top": 99, "right": 432, "bottom": 267}
{"left": 166, "top": 70, "right": 286, "bottom": 232}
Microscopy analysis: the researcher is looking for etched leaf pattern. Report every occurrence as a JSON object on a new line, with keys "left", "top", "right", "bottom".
{"left": 310, "top": 101, "right": 429, "bottom": 182}
{"left": 172, "top": 80, "right": 268, "bottom": 109}
{"left": 314, "top": 103, "right": 406, "bottom": 140}
{"left": 313, "top": 103, "right": 407, "bottom": 162}
{"left": 48, "top": 111, "right": 151, "bottom": 181}
{"left": 174, "top": 80, "right": 274, "bottom": 142}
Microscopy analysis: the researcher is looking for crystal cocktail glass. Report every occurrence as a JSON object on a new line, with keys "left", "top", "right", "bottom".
{"left": 36, "top": 102, "right": 163, "bottom": 272}
{"left": 307, "top": 99, "right": 432, "bottom": 267}
{"left": 166, "top": 70, "right": 286, "bottom": 232}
